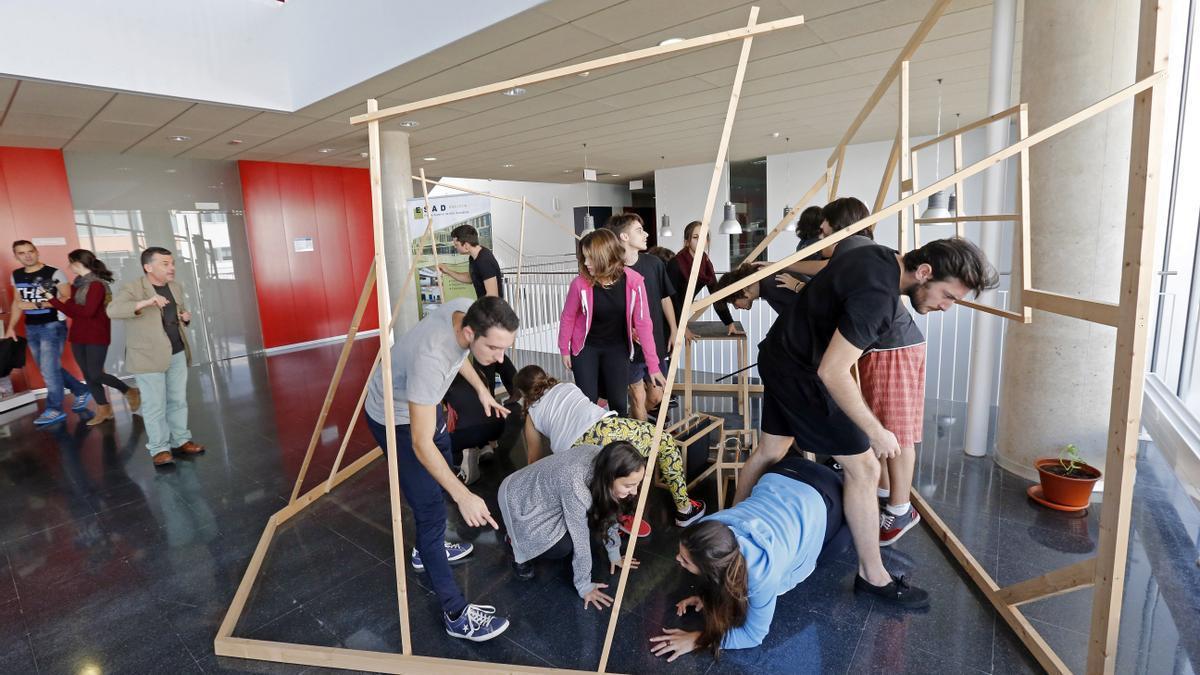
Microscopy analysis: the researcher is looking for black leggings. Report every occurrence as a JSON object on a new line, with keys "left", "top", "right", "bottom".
{"left": 71, "top": 343, "right": 128, "bottom": 405}
{"left": 572, "top": 341, "right": 630, "bottom": 417}
{"left": 767, "top": 455, "right": 850, "bottom": 565}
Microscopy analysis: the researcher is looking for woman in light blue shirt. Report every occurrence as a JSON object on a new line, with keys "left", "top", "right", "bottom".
{"left": 650, "top": 456, "right": 884, "bottom": 661}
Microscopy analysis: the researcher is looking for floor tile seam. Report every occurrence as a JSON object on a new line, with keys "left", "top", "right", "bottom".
{"left": 498, "top": 633, "right": 558, "bottom": 669}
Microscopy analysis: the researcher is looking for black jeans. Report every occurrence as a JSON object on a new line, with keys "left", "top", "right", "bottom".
{"left": 71, "top": 343, "right": 128, "bottom": 405}
{"left": 572, "top": 341, "right": 630, "bottom": 417}
{"left": 768, "top": 454, "right": 851, "bottom": 566}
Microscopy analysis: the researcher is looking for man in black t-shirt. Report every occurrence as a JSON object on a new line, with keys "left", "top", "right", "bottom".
{"left": 735, "top": 234, "right": 997, "bottom": 609}
{"left": 6, "top": 240, "right": 90, "bottom": 425}
{"left": 605, "top": 213, "right": 679, "bottom": 421}
{"left": 439, "top": 224, "right": 504, "bottom": 300}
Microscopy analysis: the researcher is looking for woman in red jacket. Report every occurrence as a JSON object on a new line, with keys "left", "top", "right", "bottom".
{"left": 559, "top": 228, "right": 665, "bottom": 417}
{"left": 48, "top": 249, "right": 137, "bottom": 425}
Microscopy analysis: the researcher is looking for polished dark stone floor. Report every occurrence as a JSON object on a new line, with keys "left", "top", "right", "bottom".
{"left": 0, "top": 342, "right": 1197, "bottom": 674}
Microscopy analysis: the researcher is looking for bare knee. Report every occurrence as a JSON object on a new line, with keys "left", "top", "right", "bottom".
{"left": 837, "top": 452, "right": 881, "bottom": 483}
{"left": 755, "top": 434, "right": 791, "bottom": 463}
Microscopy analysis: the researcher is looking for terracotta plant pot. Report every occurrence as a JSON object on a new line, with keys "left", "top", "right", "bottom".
{"left": 1035, "top": 458, "right": 1102, "bottom": 508}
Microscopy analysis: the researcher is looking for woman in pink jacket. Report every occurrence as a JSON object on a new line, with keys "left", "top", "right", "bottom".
{"left": 559, "top": 228, "right": 665, "bottom": 417}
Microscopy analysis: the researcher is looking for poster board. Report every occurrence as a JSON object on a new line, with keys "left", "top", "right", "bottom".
{"left": 406, "top": 194, "right": 493, "bottom": 317}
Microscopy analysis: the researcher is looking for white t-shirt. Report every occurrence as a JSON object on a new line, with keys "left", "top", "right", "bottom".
{"left": 366, "top": 297, "right": 473, "bottom": 426}
{"left": 527, "top": 382, "right": 610, "bottom": 452}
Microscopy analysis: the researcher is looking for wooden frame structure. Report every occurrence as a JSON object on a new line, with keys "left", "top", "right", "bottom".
{"left": 215, "top": 1, "right": 1170, "bottom": 673}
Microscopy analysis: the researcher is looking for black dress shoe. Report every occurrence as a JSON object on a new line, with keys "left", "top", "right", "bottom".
{"left": 854, "top": 574, "right": 930, "bottom": 609}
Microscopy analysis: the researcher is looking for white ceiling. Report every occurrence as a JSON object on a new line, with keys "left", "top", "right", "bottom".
{"left": 0, "top": 0, "right": 1023, "bottom": 184}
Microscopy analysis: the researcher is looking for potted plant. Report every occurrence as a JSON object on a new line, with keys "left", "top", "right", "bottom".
{"left": 1033, "top": 444, "right": 1102, "bottom": 509}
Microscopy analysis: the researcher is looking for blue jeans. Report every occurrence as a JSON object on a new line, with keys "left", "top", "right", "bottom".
{"left": 25, "top": 321, "right": 87, "bottom": 413}
{"left": 133, "top": 351, "right": 192, "bottom": 456}
{"left": 366, "top": 408, "right": 467, "bottom": 617}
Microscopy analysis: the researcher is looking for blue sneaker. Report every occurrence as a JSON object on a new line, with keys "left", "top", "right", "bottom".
{"left": 34, "top": 410, "right": 68, "bottom": 426}
{"left": 411, "top": 541, "right": 474, "bottom": 571}
{"left": 71, "top": 391, "right": 92, "bottom": 412}
{"left": 444, "top": 604, "right": 509, "bottom": 642}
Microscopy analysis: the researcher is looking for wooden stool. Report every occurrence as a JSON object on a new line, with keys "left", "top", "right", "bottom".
{"left": 653, "top": 413, "right": 724, "bottom": 492}
{"left": 682, "top": 320, "right": 750, "bottom": 433}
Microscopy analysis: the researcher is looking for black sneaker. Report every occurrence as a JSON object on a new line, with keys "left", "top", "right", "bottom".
{"left": 513, "top": 560, "right": 535, "bottom": 581}
{"left": 854, "top": 574, "right": 930, "bottom": 609}
{"left": 674, "top": 498, "right": 707, "bottom": 527}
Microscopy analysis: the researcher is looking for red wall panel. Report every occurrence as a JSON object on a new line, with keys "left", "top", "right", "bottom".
{"left": 0, "top": 147, "right": 84, "bottom": 392}
{"left": 239, "top": 161, "right": 377, "bottom": 349}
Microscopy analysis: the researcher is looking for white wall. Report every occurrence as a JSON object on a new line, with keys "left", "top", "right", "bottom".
{"left": 653, "top": 163, "right": 732, "bottom": 268}
{"left": 429, "top": 177, "right": 630, "bottom": 267}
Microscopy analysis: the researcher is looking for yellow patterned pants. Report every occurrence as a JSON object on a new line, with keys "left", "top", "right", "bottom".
{"left": 573, "top": 415, "right": 690, "bottom": 512}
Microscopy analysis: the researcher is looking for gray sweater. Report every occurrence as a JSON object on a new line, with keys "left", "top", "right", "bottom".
{"left": 498, "top": 444, "right": 622, "bottom": 597}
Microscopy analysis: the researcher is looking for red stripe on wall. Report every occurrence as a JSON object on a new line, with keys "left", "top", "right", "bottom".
{"left": 239, "top": 161, "right": 377, "bottom": 349}
{"left": 0, "top": 147, "right": 84, "bottom": 392}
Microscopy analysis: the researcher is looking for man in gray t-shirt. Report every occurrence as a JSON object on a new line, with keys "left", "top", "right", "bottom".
{"left": 363, "top": 295, "right": 519, "bottom": 642}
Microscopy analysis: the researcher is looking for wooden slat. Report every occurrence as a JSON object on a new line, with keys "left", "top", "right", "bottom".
{"left": 215, "top": 515, "right": 278, "bottom": 640}
{"left": 914, "top": 214, "right": 1022, "bottom": 224}
{"left": 350, "top": 13, "right": 805, "bottom": 125}
{"left": 515, "top": 197, "right": 527, "bottom": 303}
{"left": 419, "top": 168, "right": 446, "bottom": 303}
{"left": 1087, "top": 0, "right": 1171, "bottom": 671}
{"left": 684, "top": 70, "right": 1165, "bottom": 320}
{"left": 288, "top": 262, "right": 376, "bottom": 503}
{"left": 1024, "top": 288, "right": 1121, "bottom": 327}
{"left": 278, "top": 447, "right": 383, "bottom": 525}
{"left": 1016, "top": 103, "right": 1034, "bottom": 321}
{"left": 875, "top": 131, "right": 901, "bottom": 213}
{"left": 411, "top": 175, "right": 580, "bottom": 241}
{"left": 687, "top": 383, "right": 765, "bottom": 394}
{"left": 912, "top": 103, "right": 1024, "bottom": 151}
{"left": 912, "top": 492, "right": 1071, "bottom": 674}
{"left": 953, "top": 134, "right": 965, "bottom": 237}
{"left": 899, "top": 60, "right": 912, "bottom": 253}
{"left": 957, "top": 298, "right": 1030, "bottom": 323}
{"left": 827, "top": 0, "right": 956, "bottom": 165}
{"left": 598, "top": 8, "right": 760, "bottom": 672}
{"left": 998, "top": 558, "right": 1096, "bottom": 606}
{"left": 214, "top": 636, "right": 594, "bottom": 674}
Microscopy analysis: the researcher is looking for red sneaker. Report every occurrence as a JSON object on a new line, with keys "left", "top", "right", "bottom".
{"left": 618, "top": 514, "right": 651, "bottom": 538}
{"left": 879, "top": 506, "right": 921, "bottom": 547}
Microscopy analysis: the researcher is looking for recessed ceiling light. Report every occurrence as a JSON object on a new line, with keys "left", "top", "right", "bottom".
{"left": 562, "top": 169, "right": 573, "bottom": 173}
{"left": 658, "top": 38, "right": 684, "bottom": 46}
{"left": 610, "top": 174, "right": 621, "bottom": 177}
{"left": 423, "top": 157, "right": 437, "bottom": 161}
{"left": 227, "top": 139, "right": 244, "bottom": 145}
{"left": 318, "top": 148, "right": 336, "bottom": 153}
{"left": 578, "top": 71, "right": 590, "bottom": 78}
{"left": 771, "top": 131, "right": 781, "bottom": 138}
{"left": 502, "top": 87, "right": 526, "bottom": 96}
{"left": 359, "top": 152, "right": 369, "bottom": 158}
{"left": 168, "top": 135, "right": 191, "bottom": 142}
{"left": 398, "top": 120, "right": 419, "bottom": 127}
{"left": 165, "top": 168, "right": 178, "bottom": 174}
{"left": 502, "top": 163, "right": 515, "bottom": 168}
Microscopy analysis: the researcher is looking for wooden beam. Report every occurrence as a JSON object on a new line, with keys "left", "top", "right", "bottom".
{"left": 957, "top": 298, "right": 1030, "bottom": 323}
{"left": 741, "top": 171, "right": 828, "bottom": 262}
{"left": 875, "top": 130, "right": 901, "bottom": 213}
{"left": 899, "top": 60, "right": 912, "bottom": 253}
{"left": 419, "top": 168, "right": 446, "bottom": 304}
{"left": 598, "top": 8, "right": 759, "bottom": 672}
{"left": 1016, "top": 104, "right": 1034, "bottom": 321}
{"left": 915, "top": 214, "right": 1022, "bottom": 224}
{"left": 953, "top": 134, "right": 965, "bottom": 237}
{"left": 1024, "top": 288, "right": 1121, "bottom": 327}
{"left": 515, "top": 197, "right": 527, "bottom": 305}
{"left": 214, "top": 637, "right": 594, "bottom": 674}
{"left": 350, "top": 13, "right": 805, "bottom": 126}
{"left": 215, "top": 515, "right": 279, "bottom": 640}
{"left": 827, "top": 0, "right": 955, "bottom": 165}
{"left": 998, "top": 558, "right": 1097, "bottom": 606}
{"left": 1087, "top": 0, "right": 1171, "bottom": 671}
{"left": 684, "top": 69, "right": 1165, "bottom": 320}
{"left": 912, "top": 103, "right": 1024, "bottom": 151}
{"left": 288, "top": 262, "right": 376, "bottom": 503}
{"left": 828, "top": 146, "right": 845, "bottom": 201}
{"left": 687, "top": 382, "right": 765, "bottom": 394}
{"left": 366, "top": 99, "right": 414, "bottom": 656}
{"left": 278, "top": 447, "right": 383, "bottom": 526}
{"left": 912, "top": 492, "right": 1071, "bottom": 674}
{"left": 411, "top": 175, "right": 580, "bottom": 241}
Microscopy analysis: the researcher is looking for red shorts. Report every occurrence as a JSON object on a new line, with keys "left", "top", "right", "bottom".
{"left": 858, "top": 344, "right": 926, "bottom": 448}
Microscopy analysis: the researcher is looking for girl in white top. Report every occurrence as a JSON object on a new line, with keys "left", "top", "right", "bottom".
{"left": 514, "top": 365, "right": 705, "bottom": 533}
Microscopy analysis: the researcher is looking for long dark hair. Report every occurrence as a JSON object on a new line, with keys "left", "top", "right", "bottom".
{"left": 680, "top": 521, "right": 749, "bottom": 658}
{"left": 586, "top": 441, "right": 647, "bottom": 544}
{"left": 514, "top": 364, "right": 559, "bottom": 406}
{"left": 67, "top": 249, "right": 114, "bottom": 282}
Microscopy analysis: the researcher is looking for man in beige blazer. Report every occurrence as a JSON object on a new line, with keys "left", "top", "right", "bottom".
{"left": 108, "top": 247, "right": 204, "bottom": 466}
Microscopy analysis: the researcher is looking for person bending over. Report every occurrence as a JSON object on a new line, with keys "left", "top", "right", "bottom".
{"left": 499, "top": 441, "right": 645, "bottom": 608}
{"left": 735, "top": 234, "right": 997, "bottom": 609}
{"left": 715, "top": 263, "right": 805, "bottom": 315}
{"left": 363, "top": 295, "right": 517, "bottom": 642}
{"left": 443, "top": 353, "right": 521, "bottom": 485}
{"left": 559, "top": 228, "right": 665, "bottom": 417}
{"left": 650, "top": 456, "right": 854, "bottom": 661}
{"left": 515, "top": 365, "right": 705, "bottom": 536}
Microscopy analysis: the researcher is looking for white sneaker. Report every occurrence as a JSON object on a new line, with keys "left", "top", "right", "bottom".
{"left": 458, "top": 447, "right": 482, "bottom": 486}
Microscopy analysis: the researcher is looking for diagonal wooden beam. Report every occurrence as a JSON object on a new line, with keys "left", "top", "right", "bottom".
{"left": 350, "top": 13, "right": 804, "bottom": 126}
{"left": 597, "top": 6, "right": 760, "bottom": 673}
{"left": 998, "top": 558, "right": 1096, "bottom": 607}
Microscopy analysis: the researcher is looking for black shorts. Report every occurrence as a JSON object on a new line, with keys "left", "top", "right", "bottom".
{"left": 628, "top": 355, "right": 668, "bottom": 385}
{"left": 760, "top": 371, "right": 871, "bottom": 456}
{"left": 767, "top": 455, "right": 847, "bottom": 558}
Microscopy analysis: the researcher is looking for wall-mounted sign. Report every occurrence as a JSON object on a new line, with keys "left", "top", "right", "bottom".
{"left": 293, "top": 237, "right": 314, "bottom": 252}
{"left": 629, "top": 180, "right": 644, "bottom": 190}
{"left": 583, "top": 169, "right": 597, "bottom": 182}
{"left": 194, "top": 202, "right": 220, "bottom": 210}
{"left": 31, "top": 237, "right": 66, "bottom": 247}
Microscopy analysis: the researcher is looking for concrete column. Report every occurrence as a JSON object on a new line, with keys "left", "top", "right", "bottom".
{"left": 995, "top": 0, "right": 1139, "bottom": 478}
{"left": 963, "top": 0, "right": 1017, "bottom": 457}
{"left": 379, "top": 128, "right": 419, "bottom": 337}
